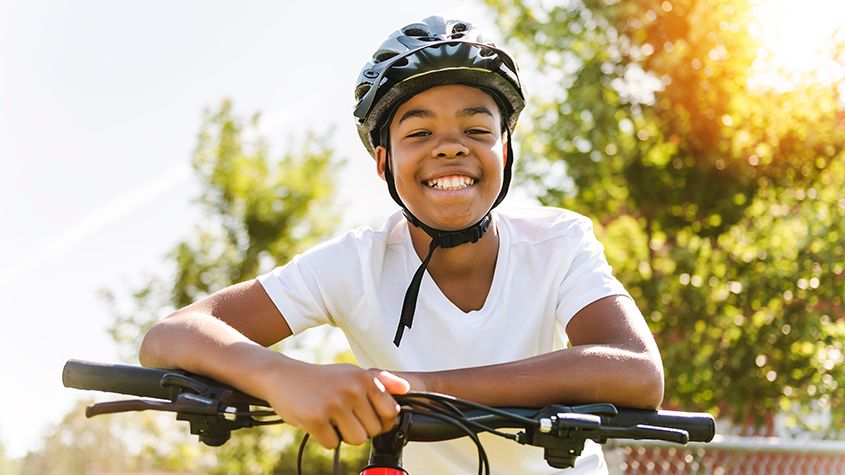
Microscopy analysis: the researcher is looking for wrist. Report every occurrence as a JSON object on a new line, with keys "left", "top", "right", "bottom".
{"left": 240, "top": 347, "right": 309, "bottom": 400}
{"left": 410, "top": 370, "right": 440, "bottom": 393}
{"left": 424, "top": 371, "right": 444, "bottom": 394}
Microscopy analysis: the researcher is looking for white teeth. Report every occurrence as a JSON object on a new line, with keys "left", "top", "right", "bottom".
{"left": 426, "top": 176, "right": 474, "bottom": 190}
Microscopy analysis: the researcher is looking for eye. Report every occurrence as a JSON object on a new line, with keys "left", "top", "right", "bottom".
{"left": 466, "top": 128, "right": 492, "bottom": 136}
{"left": 407, "top": 130, "right": 430, "bottom": 138}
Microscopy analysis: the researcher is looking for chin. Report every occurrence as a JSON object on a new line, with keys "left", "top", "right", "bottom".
{"left": 426, "top": 212, "right": 486, "bottom": 231}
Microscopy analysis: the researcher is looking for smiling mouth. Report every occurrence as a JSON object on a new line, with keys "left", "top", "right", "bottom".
{"left": 425, "top": 175, "right": 476, "bottom": 190}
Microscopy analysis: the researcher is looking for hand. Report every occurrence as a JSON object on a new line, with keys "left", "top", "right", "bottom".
{"left": 257, "top": 361, "right": 409, "bottom": 449}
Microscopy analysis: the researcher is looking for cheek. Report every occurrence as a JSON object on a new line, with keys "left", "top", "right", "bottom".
{"left": 390, "top": 154, "right": 410, "bottom": 178}
{"left": 390, "top": 155, "right": 420, "bottom": 195}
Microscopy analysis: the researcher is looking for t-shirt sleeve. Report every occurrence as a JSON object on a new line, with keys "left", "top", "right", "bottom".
{"left": 257, "top": 233, "right": 366, "bottom": 335}
{"left": 555, "top": 216, "right": 630, "bottom": 329}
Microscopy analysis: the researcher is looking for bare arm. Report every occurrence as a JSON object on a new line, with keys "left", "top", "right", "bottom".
{"left": 139, "top": 280, "right": 408, "bottom": 448}
{"left": 140, "top": 280, "right": 292, "bottom": 368}
{"left": 398, "top": 295, "right": 664, "bottom": 409}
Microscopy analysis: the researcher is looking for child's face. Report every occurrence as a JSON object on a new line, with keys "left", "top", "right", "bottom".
{"left": 375, "top": 84, "right": 506, "bottom": 231}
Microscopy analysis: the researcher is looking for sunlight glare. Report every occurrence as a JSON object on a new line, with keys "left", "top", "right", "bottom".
{"left": 749, "top": 0, "right": 845, "bottom": 90}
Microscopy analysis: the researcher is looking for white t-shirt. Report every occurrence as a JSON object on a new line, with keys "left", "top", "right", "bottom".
{"left": 259, "top": 206, "right": 629, "bottom": 474}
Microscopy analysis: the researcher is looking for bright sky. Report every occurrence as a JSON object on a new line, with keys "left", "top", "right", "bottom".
{"left": 0, "top": 0, "right": 499, "bottom": 457}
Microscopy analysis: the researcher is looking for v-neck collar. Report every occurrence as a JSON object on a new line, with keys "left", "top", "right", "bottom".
{"left": 401, "top": 212, "right": 509, "bottom": 318}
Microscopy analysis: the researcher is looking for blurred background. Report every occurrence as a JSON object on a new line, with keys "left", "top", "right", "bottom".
{"left": 1, "top": 0, "right": 843, "bottom": 473}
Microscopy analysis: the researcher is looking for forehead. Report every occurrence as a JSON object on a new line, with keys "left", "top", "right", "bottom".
{"left": 392, "top": 84, "right": 502, "bottom": 121}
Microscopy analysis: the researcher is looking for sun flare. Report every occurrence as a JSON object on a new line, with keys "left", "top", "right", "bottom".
{"left": 749, "top": 0, "right": 845, "bottom": 90}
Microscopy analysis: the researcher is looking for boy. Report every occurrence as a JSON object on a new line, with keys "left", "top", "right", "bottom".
{"left": 140, "top": 17, "right": 663, "bottom": 474}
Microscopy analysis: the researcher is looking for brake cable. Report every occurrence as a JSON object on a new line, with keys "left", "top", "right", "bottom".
{"left": 404, "top": 407, "right": 490, "bottom": 475}
{"left": 398, "top": 392, "right": 540, "bottom": 427}
{"left": 398, "top": 397, "right": 520, "bottom": 441}
{"left": 296, "top": 433, "right": 341, "bottom": 475}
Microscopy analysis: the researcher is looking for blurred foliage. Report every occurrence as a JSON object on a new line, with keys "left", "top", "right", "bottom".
{"left": 196, "top": 424, "right": 368, "bottom": 475}
{"left": 90, "top": 100, "right": 367, "bottom": 472}
{"left": 0, "top": 436, "right": 21, "bottom": 475}
{"left": 487, "top": 0, "right": 845, "bottom": 433}
{"left": 18, "top": 399, "right": 368, "bottom": 475}
{"left": 102, "top": 99, "right": 340, "bottom": 358}
{"left": 18, "top": 400, "right": 131, "bottom": 475}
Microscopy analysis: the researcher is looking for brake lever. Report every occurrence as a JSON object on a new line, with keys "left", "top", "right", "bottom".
{"left": 87, "top": 399, "right": 173, "bottom": 417}
{"left": 86, "top": 391, "right": 230, "bottom": 418}
{"left": 85, "top": 397, "right": 211, "bottom": 418}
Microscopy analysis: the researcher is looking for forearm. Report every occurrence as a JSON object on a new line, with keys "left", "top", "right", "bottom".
{"left": 140, "top": 311, "right": 409, "bottom": 449}
{"left": 415, "top": 345, "right": 664, "bottom": 409}
{"left": 139, "top": 311, "right": 300, "bottom": 400}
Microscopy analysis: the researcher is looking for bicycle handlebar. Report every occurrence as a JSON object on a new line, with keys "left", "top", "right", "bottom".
{"left": 63, "top": 359, "right": 715, "bottom": 471}
{"left": 64, "top": 359, "right": 176, "bottom": 400}
{"left": 400, "top": 405, "right": 713, "bottom": 443}
{"left": 63, "top": 359, "right": 266, "bottom": 407}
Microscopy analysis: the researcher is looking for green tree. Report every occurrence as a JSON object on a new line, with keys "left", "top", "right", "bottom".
{"left": 103, "top": 99, "right": 341, "bottom": 354}
{"left": 486, "top": 0, "right": 845, "bottom": 433}
{"left": 96, "top": 99, "right": 370, "bottom": 471}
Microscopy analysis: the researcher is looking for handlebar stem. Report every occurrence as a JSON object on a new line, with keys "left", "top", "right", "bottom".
{"left": 365, "top": 411, "right": 413, "bottom": 470}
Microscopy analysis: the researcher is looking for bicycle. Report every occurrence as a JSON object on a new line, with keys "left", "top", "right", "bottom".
{"left": 62, "top": 359, "right": 715, "bottom": 475}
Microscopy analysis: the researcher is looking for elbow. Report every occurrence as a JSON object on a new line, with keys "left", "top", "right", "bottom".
{"left": 644, "top": 366, "right": 665, "bottom": 409}
{"left": 138, "top": 312, "right": 177, "bottom": 368}
{"left": 634, "top": 356, "right": 664, "bottom": 409}
{"left": 138, "top": 324, "right": 160, "bottom": 368}
{"left": 611, "top": 349, "right": 663, "bottom": 409}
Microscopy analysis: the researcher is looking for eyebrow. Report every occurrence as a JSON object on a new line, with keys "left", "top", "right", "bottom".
{"left": 457, "top": 106, "right": 494, "bottom": 119}
{"left": 397, "top": 106, "right": 495, "bottom": 125}
{"left": 397, "top": 108, "right": 435, "bottom": 124}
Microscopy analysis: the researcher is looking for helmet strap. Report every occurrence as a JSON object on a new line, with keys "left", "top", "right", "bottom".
{"left": 384, "top": 126, "right": 514, "bottom": 346}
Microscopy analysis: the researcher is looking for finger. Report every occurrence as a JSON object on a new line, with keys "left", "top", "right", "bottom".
{"left": 332, "top": 412, "right": 369, "bottom": 446}
{"left": 368, "top": 380, "right": 402, "bottom": 432}
{"left": 352, "top": 402, "right": 387, "bottom": 437}
{"left": 375, "top": 371, "right": 411, "bottom": 395}
{"left": 306, "top": 422, "right": 341, "bottom": 450}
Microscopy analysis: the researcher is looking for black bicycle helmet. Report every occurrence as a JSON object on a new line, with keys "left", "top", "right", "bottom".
{"left": 354, "top": 16, "right": 524, "bottom": 156}
{"left": 353, "top": 16, "right": 526, "bottom": 347}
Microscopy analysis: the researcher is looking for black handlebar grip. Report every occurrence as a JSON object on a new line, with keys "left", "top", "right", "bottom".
{"left": 62, "top": 359, "right": 177, "bottom": 400}
{"left": 604, "top": 408, "right": 716, "bottom": 442}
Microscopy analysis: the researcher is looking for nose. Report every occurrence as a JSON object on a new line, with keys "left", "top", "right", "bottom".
{"left": 431, "top": 135, "right": 469, "bottom": 159}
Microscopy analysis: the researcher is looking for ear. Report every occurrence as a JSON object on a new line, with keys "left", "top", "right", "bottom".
{"left": 374, "top": 145, "right": 388, "bottom": 181}
{"left": 501, "top": 133, "right": 509, "bottom": 166}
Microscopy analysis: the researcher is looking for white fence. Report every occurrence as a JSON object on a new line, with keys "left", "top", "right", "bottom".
{"left": 604, "top": 435, "right": 845, "bottom": 474}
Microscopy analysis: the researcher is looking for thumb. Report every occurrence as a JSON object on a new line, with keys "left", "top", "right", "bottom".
{"left": 374, "top": 370, "right": 411, "bottom": 395}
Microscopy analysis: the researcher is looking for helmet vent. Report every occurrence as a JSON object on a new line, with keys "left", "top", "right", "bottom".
{"left": 479, "top": 46, "right": 497, "bottom": 58}
{"left": 354, "top": 83, "right": 371, "bottom": 101}
{"left": 374, "top": 49, "right": 397, "bottom": 62}
{"left": 388, "top": 56, "right": 410, "bottom": 67}
{"left": 451, "top": 23, "right": 468, "bottom": 34}
{"left": 403, "top": 27, "right": 431, "bottom": 37}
